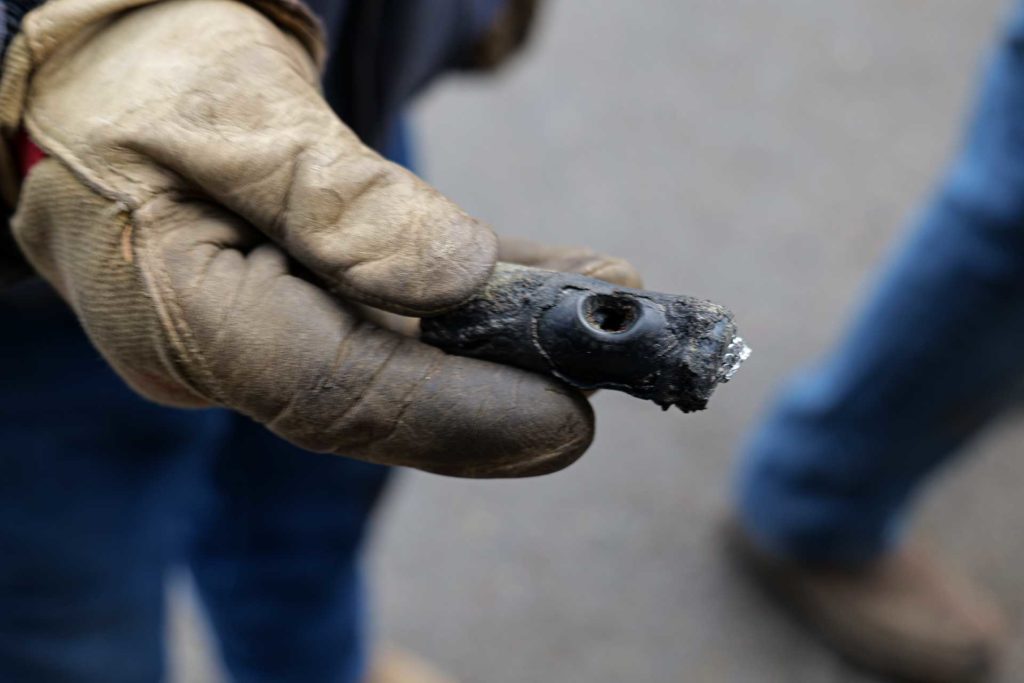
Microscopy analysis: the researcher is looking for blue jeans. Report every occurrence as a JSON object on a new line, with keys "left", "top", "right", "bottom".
{"left": 736, "top": 7, "right": 1024, "bottom": 566}
{"left": 0, "top": 125, "right": 415, "bottom": 682}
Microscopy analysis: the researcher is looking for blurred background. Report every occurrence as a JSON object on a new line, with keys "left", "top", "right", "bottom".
{"left": 172, "top": 0, "right": 1024, "bottom": 680}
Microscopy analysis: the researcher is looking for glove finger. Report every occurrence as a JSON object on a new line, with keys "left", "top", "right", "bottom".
{"left": 360, "top": 237, "right": 646, "bottom": 340}
{"left": 497, "top": 236, "right": 644, "bottom": 288}
{"left": 143, "top": 199, "right": 593, "bottom": 477}
{"left": 105, "top": 1, "right": 497, "bottom": 316}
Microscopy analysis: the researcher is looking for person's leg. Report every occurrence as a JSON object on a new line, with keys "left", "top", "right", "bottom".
{"left": 736, "top": 6, "right": 1024, "bottom": 566}
{"left": 0, "top": 282, "right": 226, "bottom": 683}
{"left": 727, "top": 8, "right": 1024, "bottom": 681}
{"left": 188, "top": 415, "right": 391, "bottom": 683}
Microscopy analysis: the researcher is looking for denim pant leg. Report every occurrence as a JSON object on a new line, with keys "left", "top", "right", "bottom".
{"left": 736, "top": 9, "right": 1024, "bottom": 566}
{"left": 189, "top": 415, "right": 391, "bottom": 683}
{"left": 0, "top": 284, "right": 227, "bottom": 683}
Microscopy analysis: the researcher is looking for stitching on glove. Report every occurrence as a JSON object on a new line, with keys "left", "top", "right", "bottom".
{"left": 131, "top": 199, "right": 224, "bottom": 405}
{"left": 23, "top": 113, "right": 148, "bottom": 208}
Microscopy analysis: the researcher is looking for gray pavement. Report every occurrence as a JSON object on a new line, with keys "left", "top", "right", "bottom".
{"left": 173, "top": 1, "right": 1024, "bottom": 680}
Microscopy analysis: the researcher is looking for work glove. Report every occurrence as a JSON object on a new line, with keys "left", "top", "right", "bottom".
{"left": 0, "top": 0, "right": 641, "bottom": 477}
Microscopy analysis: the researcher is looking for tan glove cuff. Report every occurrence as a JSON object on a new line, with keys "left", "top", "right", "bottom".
{"left": 0, "top": 0, "right": 326, "bottom": 207}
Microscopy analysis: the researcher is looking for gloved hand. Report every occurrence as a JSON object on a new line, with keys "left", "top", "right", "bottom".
{"left": 0, "top": 0, "right": 641, "bottom": 477}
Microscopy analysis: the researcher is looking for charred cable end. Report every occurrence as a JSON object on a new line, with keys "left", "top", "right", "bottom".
{"left": 420, "top": 264, "right": 749, "bottom": 412}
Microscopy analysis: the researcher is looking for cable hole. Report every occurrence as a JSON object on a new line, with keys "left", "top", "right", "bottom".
{"left": 581, "top": 294, "right": 640, "bottom": 334}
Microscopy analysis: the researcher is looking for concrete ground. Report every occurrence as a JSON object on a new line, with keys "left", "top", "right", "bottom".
{"left": 173, "top": 0, "right": 1024, "bottom": 680}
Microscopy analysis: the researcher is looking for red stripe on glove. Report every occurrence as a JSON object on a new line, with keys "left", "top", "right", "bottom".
{"left": 16, "top": 130, "right": 47, "bottom": 177}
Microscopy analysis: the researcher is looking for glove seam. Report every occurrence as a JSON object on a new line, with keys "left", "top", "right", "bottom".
{"left": 131, "top": 202, "right": 229, "bottom": 406}
{"left": 119, "top": 207, "right": 216, "bottom": 405}
{"left": 25, "top": 113, "right": 158, "bottom": 209}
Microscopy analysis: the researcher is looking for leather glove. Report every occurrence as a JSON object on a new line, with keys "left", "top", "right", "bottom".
{"left": 0, "top": 0, "right": 641, "bottom": 477}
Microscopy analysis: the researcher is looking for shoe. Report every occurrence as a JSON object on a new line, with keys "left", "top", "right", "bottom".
{"left": 367, "top": 647, "right": 458, "bottom": 683}
{"left": 723, "top": 518, "right": 1010, "bottom": 683}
